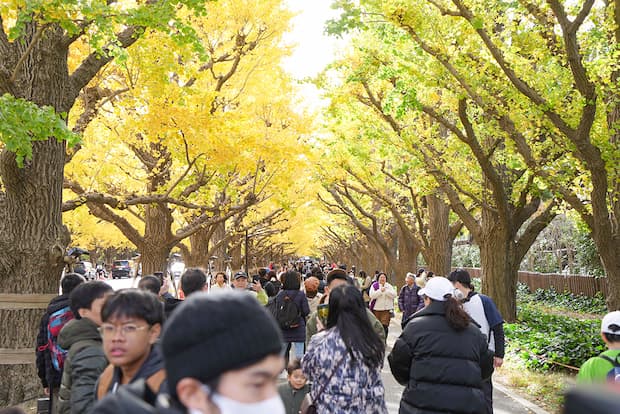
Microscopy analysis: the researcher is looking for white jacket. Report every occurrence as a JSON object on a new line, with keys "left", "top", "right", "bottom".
{"left": 369, "top": 283, "right": 396, "bottom": 310}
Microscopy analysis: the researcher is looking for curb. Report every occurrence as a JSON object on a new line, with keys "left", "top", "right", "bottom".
{"left": 494, "top": 382, "right": 551, "bottom": 414}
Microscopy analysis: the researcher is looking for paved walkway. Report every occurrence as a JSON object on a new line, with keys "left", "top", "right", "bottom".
{"left": 383, "top": 319, "right": 549, "bottom": 414}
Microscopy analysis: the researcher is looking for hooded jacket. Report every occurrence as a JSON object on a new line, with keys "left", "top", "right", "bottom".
{"left": 57, "top": 317, "right": 108, "bottom": 414}
{"left": 388, "top": 301, "right": 490, "bottom": 414}
{"left": 36, "top": 294, "right": 71, "bottom": 389}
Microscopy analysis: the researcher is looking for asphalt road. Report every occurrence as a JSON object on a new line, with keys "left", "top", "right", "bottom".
{"left": 383, "top": 319, "right": 546, "bottom": 414}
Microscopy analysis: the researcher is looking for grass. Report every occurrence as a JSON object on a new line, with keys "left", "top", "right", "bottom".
{"left": 495, "top": 352, "right": 574, "bottom": 413}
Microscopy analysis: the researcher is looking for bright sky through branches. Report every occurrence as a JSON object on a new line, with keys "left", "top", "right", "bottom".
{"left": 282, "top": 0, "right": 347, "bottom": 110}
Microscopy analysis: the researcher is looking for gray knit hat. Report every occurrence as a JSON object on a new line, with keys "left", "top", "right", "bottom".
{"left": 161, "top": 291, "right": 283, "bottom": 396}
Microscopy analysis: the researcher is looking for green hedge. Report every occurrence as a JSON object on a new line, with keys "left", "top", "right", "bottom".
{"left": 517, "top": 283, "right": 607, "bottom": 315}
{"left": 505, "top": 303, "right": 604, "bottom": 371}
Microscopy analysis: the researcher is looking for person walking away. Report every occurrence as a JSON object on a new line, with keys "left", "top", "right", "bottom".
{"left": 278, "top": 358, "right": 310, "bottom": 414}
{"left": 36, "top": 273, "right": 85, "bottom": 414}
{"left": 388, "top": 277, "right": 492, "bottom": 414}
{"left": 448, "top": 269, "right": 505, "bottom": 414}
{"left": 369, "top": 272, "right": 397, "bottom": 338}
{"left": 95, "top": 289, "right": 165, "bottom": 405}
{"left": 57, "top": 281, "right": 113, "bottom": 414}
{"left": 302, "top": 284, "right": 388, "bottom": 413}
{"left": 398, "top": 272, "right": 424, "bottom": 329}
{"left": 304, "top": 276, "right": 323, "bottom": 314}
{"left": 273, "top": 270, "right": 310, "bottom": 366}
{"left": 577, "top": 311, "right": 620, "bottom": 385}
{"left": 359, "top": 270, "right": 372, "bottom": 307}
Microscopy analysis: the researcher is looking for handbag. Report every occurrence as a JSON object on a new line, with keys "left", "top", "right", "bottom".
{"left": 299, "top": 353, "right": 347, "bottom": 414}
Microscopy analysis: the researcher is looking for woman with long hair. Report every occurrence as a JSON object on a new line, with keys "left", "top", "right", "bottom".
{"left": 302, "top": 284, "right": 387, "bottom": 413}
{"left": 388, "top": 277, "right": 493, "bottom": 414}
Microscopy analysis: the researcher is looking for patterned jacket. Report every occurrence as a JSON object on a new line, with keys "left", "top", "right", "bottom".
{"left": 302, "top": 327, "right": 388, "bottom": 414}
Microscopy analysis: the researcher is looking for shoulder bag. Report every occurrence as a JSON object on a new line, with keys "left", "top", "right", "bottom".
{"left": 299, "top": 352, "right": 347, "bottom": 414}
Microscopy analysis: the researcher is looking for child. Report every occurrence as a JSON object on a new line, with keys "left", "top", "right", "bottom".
{"left": 577, "top": 311, "right": 620, "bottom": 384}
{"left": 95, "top": 289, "right": 165, "bottom": 405}
{"left": 57, "top": 281, "right": 113, "bottom": 414}
{"left": 278, "top": 358, "right": 310, "bottom": 414}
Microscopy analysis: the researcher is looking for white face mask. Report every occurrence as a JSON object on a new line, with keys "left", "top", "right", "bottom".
{"left": 453, "top": 288, "right": 465, "bottom": 301}
{"left": 210, "top": 393, "right": 285, "bottom": 414}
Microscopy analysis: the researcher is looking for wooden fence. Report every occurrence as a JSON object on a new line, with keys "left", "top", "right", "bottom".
{"left": 458, "top": 268, "right": 608, "bottom": 298}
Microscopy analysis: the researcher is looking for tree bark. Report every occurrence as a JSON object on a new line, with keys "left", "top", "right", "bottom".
{"left": 0, "top": 25, "right": 73, "bottom": 404}
{"left": 424, "top": 195, "right": 455, "bottom": 276}
{"left": 477, "top": 209, "right": 519, "bottom": 322}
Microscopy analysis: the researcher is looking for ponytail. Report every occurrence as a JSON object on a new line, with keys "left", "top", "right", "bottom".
{"left": 444, "top": 296, "right": 470, "bottom": 331}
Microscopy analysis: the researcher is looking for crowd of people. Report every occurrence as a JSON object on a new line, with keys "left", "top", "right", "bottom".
{"left": 27, "top": 261, "right": 619, "bottom": 414}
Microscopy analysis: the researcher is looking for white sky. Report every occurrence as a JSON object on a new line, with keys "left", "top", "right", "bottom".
{"left": 281, "top": 0, "right": 348, "bottom": 110}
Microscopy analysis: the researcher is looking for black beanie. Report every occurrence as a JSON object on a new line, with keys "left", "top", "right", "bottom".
{"left": 161, "top": 291, "right": 283, "bottom": 397}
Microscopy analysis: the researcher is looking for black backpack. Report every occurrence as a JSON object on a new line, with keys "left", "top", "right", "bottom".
{"left": 269, "top": 291, "right": 301, "bottom": 330}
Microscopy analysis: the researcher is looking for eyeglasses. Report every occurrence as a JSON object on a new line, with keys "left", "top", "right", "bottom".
{"left": 98, "top": 323, "right": 149, "bottom": 338}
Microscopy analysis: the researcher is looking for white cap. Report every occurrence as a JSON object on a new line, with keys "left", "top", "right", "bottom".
{"left": 418, "top": 276, "right": 454, "bottom": 302}
{"left": 601, "top": 311, "right": 620, "bottom": 334}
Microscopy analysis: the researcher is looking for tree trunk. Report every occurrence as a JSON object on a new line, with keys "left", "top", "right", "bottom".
{"left": 140, "top": 204, "right": 174, "bottom": 274}
{"left": 186, "top": 227, "right": 211, "bottom": 269}
{"left": 592, "top": 231, "right": 620, "bottom": 310}
{"left": 0, "top": 25, "right": 73, "bottom": 404}
{"left": 395, "top": 227, "right": 417, "bottom": 289}
{"left": 477, "top": 211, "right": 519, "bottom": 322}
{"left": 424, "top": 195, "right": 454, "bottom": 276}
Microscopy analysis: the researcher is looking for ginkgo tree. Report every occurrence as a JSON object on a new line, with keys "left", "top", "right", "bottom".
{"left": 322, "top": 15, "right": 558, "bottom": 320}
{"left": 0, "top": 0, "right": 209, "bottom": 402}
{"left": 329, "top": 0, "right": 620, "bottom": 311}
{"left": 62, "top": 0, "right": 310, "bottom": 275}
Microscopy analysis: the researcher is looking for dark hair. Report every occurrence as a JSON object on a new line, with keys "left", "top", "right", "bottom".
{"left": 447, "top": 269, "right": 473, "bottom": 289}
{"left": 267, "top": 270, "right": 277, "bottom": 280}
{"left": 282, "top": 270, "right": 301, "bottom": 290}
{"left": 417, "top": 268, "right": 425, "bottom": 275}
{"left": 326, "top": 284, "right": 384, "bottom": 368}
{"left": 61, "top": 273, "right": 85, "bottom": 295}
{"left": 70, "top": 281, "right": 113, "bottom": 319}
{"left": 138, "top": 275, "right": 161, "bottom": 296}
{"left": 427, "top": 271, "right": 434, "bottom": 278}
{"left": 603, "top": 333, "right": 620, "bottom": 343}
{"left": 359, "top": 270, "right": 367, "bottom": 278}
{"left": 326, "top": 269, "right": 349, "bottom": 286}
{"left": 286, "top": 358, "right": 302, "bottom": 374}
{"left": 443, "top": 296, "right": 471, "bottom": 331}
{"left": 258, "top": 268, "right": 267, "bottom": 277}
{"left": 214, "top": 272, "right": 227, "bottom": 282}
{"left": 264, "top": 282, "right": 278, "bottom": 297}
{"left": 102, "top": 289, "right": 164, "bottom": 325}
{"left": 181, "top": 268, "right": 207, "bottom": 296}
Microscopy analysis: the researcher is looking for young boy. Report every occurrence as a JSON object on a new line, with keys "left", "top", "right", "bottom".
{"left": 278, "top": 359, "right": 310, "bottom": 414}
{"left": 57, "top": 281, "right": 113, "bottom": 414}
{"left": 577, "top": 311, "right": 620, "bottom": 384}
{"left": 96, "top": 289, "right": 165, "bottom": 403}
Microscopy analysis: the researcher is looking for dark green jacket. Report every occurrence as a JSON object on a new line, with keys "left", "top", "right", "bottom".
{"left": 57, "top": 317, "right": 108, "bottom": 414}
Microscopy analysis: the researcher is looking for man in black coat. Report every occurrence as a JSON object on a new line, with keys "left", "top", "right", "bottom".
{"left": 35, "top": 273, "right": 85, "bottom": 414}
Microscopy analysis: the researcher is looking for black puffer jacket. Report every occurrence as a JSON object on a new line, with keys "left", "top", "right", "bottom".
{"left": 388, "top": 301, "right": 490, "bottom": 414}
{"left": 36, "top": 294, "right": 71, "bottom": 389}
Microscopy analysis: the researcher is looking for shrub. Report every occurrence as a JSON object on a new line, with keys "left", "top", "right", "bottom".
{"left": 505, "top": 304, "right": 604, "bottom": 372}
